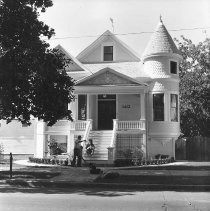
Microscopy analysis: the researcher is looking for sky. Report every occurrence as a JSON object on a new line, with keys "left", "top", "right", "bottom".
{"left": 39, "top": 0, "right": 210, "bottom": 58}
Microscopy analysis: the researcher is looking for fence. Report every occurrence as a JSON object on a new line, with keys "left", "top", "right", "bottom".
{"left": 175, "top": 136, "right": 210, "bottom": 161}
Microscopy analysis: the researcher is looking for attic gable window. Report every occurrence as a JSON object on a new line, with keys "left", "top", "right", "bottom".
{"left": 103, "top": 46, "right": 113, "bottom": 61}
{"left": 170, "top": 61, "right": 177, "bottom": 74}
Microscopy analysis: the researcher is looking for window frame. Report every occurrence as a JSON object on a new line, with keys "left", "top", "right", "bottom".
{"left": 101, "top": 42, "right": 115, "bottom": 62}
{"left": 170, "top": 60, "right": 178, "bottom": 74}
{"left": 103, "top": 46, "right": 113, "bottom": 62}
{"left": 170, "top": 94, "right": 178, "bottom": 122}
{"left": 78, "top": 94, "right": 87, "bottom": 120}
{"left": 153, "top": 93, "right": 165, "bottom": 121}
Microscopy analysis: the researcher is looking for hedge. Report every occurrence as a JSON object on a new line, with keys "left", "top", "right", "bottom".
{"left": 29, "top": 157, "right": 69, "bottom": 166}
{"left": 114, "top": 157, "right": 175, "bottom": 167}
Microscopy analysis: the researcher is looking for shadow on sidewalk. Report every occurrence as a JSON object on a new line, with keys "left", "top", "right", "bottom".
{"left": 0, "top": 185, "right": 140, "bottom": 197}
{"left": 1, "top": 182, "right": 210, "bottom": 194}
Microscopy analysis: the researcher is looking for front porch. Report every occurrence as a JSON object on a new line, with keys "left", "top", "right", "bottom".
{"left": 42, "top": 118, "right": 146, "bottom": 164}
{"left": 69, "top": 90, "right": 147, "bottom": 163}
{"left": 35, "top": 68, "right": 149, "bottom": 163}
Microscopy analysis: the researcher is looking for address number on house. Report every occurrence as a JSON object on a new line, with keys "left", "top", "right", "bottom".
{"left": 122, "top": 104, "right": 131, "bottom": 108}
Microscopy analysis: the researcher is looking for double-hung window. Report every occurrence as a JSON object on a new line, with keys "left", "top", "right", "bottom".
{"left": 103, "top": 46, "right": 113, "bottom": 61}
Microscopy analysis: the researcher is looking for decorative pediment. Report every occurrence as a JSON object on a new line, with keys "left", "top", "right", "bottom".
{"left": 76, "top": 68, "right": 142, "bottom": 86}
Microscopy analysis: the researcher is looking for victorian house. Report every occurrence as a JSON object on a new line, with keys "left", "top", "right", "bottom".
{"left": 0, "top": 19, "right": 182, "bottom": 164}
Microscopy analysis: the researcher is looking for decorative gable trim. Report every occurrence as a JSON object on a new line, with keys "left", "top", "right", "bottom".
{"left": 76, "top": 68, "right": 147, "bottom": 87}
{"left": 76, "top": 30, "right": 140, "bottom": 62}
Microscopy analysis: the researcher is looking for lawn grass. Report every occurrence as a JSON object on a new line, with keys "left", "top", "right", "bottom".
{"left": 96, "top": 174, "right": 210, "bottom": 185}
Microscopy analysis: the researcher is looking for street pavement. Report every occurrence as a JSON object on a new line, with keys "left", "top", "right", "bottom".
{"left": 0, "top": 187, "right": 210, "bottom": 211}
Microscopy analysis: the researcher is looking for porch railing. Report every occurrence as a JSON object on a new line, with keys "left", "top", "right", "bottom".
{"left": 117, "top": 120, "right": 145, "bottom": 130}
{"left": 70, "top": 119, "right": 92, "bottom": 141}
{"left": 83, "top": 119, "right": 92, "bottom": 141}
{"left": 70, "top": 120, "right": 87, "bottom": 131}
{"left": 107, "top": 119, "right": 118, "bottom": 162}
{"left": 110, "top": 119, "right": 118, "bottom": 148}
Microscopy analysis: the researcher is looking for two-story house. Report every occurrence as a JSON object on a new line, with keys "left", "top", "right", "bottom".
{"left": 0, "top": 19, "right": 182, "bottom": 164}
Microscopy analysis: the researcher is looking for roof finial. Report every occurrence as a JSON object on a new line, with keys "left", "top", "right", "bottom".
{"left": 160, "top": 14, "right": 163, "bottom": 23}
{"left": 110, "top": 18, "right": 114, "bottom": 33}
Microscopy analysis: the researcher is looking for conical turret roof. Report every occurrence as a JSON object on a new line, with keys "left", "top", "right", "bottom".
{"left": 142, "top": 19, "right": 180, "bottom": 59}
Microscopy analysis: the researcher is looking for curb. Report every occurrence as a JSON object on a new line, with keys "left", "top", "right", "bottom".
{"left": 1, "top": 179, "right": 210, "bottom": 191}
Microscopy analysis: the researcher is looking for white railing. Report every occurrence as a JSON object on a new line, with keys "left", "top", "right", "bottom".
{"left": 83, "top": 119, "right": 92, "bottom": 141}
{"left": 107, "top": 119, "right": 118, "bottom": 162}
{"left": 70, "top": 120, "right": 87, "bottom": 131}
{"left": 110, "top": 119, "right": 118, "bottom": 148}
{"left": 117, "top": 120, "right": 145, "bottom": 130}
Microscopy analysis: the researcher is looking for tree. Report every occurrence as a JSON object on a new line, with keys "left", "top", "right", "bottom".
{"left": 0, "top": 0, "right": 74, "bottom": 126}
{"left": 175, "top": 36, "right": 210, "bottom": 137}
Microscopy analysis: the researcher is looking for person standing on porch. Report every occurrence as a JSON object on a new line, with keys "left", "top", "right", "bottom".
{"left": 72, "top": 135, "right": 84, "bottom": 167}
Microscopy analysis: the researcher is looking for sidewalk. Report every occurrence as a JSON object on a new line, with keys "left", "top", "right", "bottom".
{"left": 1, "top": 160, "right": 210, "bottom": 191}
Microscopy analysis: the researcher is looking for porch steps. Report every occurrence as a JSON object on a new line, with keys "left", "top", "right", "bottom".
{"left": 83, "top": 130, "right": 112, "bottom": 162}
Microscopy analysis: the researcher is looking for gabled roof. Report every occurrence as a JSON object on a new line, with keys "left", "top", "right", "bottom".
{"left": 55, "top": 44, "right": 89, "bottom": 72}
{"left": 142, "top": 20, "right": 181, "bottom": 60}
{"left": 76, "top": 67, "right": 148, "bottom": 87}
{"left": 76, "top": 30, "right": 140, "bottom": 62}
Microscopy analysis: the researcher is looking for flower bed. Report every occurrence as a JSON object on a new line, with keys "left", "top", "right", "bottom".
{"left": 28, "top": 157, "right": 70, "bottom": 166}
{"left": 114, "top": 157, "right": 175, "bottom": 167}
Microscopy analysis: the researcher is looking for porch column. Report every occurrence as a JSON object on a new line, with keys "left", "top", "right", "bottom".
{"left": 86, "top": 94, "right": 90, "bottom": 119}
{"left": 116, "top": 94, "right": 119, "bottom": 119}
{"left": 75, "top": 94, "right": 78, "bottom": 121}
{"left": 140, "top": 93, "right": 146, "bottom": 120}
{"left": 67, "top": 132, "right": 71, "bottom": 154}
{"left": 35, "top": 120, "right": 46, "bottom": 158}
{"left": 142, "top": 133, "right": 147, "bottom": 159}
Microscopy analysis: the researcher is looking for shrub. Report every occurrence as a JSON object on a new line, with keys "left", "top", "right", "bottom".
{"left": 48, "top": 138, "right": 63, "bottom": 156}
{"left": 114, "top": 159, "right": 133, "bottom": 167}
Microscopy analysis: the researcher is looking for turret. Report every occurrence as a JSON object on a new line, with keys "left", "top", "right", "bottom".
{"left": 142, "top": 18, "right": 182, "bottom": 159}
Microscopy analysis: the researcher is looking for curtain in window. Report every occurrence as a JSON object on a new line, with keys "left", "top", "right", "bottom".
{"left": 171, "top": 94, "right": 178, "bottom": 122}
{"left": 78, "top": 95, "right": 87, "bottom": 120}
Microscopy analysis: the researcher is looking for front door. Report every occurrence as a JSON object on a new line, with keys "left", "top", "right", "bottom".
{"left": 98, "top": 95, "right": 116, "bottom": 130}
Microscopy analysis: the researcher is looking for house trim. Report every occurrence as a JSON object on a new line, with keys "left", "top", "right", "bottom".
{"left": 76, "top": 67, "right": 148, "bottom": 87}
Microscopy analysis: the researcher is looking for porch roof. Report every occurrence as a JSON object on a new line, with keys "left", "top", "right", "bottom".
{"left": 67, "top": 61, "right": 151, "bottom": 82}
{"left": 83, "top": 62, "right": 149, "bottom": 80}
{"left": 75, "top": 67, "right": 148, "bottom": 87}
{"left": 74, "top": 84, "right": 148, "bottom": 94}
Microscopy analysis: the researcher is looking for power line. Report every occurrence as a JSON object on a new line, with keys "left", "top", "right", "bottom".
{"left": 46, "top": 26, "right": 210, "bottom": 40}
